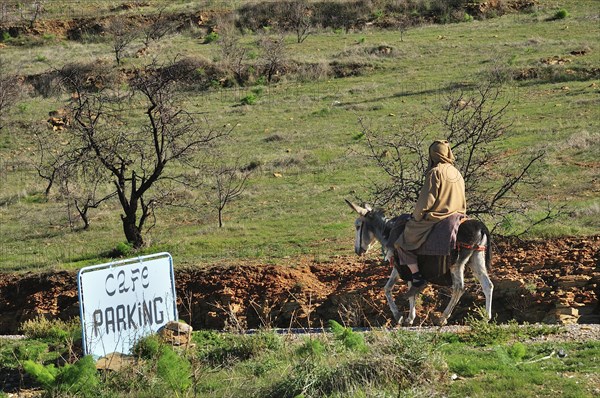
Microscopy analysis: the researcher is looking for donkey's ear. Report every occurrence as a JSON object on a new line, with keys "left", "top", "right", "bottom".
{"left": 345, "top": 199, "right": 369, "bottom": 216}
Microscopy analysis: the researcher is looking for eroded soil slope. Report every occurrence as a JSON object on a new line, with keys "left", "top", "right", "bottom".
{"left": 0, "top": 236, "right": 598, "bottom": 334}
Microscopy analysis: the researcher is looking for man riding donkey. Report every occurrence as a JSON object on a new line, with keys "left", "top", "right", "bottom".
{"left": 395, "top": 139, "right": 466, "bottom": 297}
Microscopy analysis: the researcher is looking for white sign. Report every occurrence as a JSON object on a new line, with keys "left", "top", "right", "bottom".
{"left": 77, "top": 252, "right": 178, "bottom": 359}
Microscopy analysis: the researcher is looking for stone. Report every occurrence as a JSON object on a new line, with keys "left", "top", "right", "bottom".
{"left": 557, "top": 314, "right": 579, "bottom": 325}
{"left": 96, "top": 352, "right": 135, "bottom": 371}
{"left": 158, "top": 321, "right": 193, "bottom": 346}
{"left": 494, "top": 279, "right": 523, "bottom": 292}
{"left": 555, "top": 307, "right": 579, "bottom": 317}
{"left": 557, "top": 276, "right": 591, "bottom": 288}
{"left": 520, "top": 263, "right": 545, "bottom": 273}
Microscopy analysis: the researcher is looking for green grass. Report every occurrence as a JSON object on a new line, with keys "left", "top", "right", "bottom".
{"left": 3, "top": 319, "right": 599, "bottom": 397}
{"left": 445, "top": 341, "right": 600, "bottom": 397}
{"left": 0, "top": 0, "right": 599, "bottom": 271}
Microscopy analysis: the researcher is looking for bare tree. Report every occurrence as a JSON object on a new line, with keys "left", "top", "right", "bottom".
{"left": 34, "top": 128, "right": 70, "bottom": 196}
{"left": 0, "top": 2, "right": 11, "bottom": 26}
{"left": 62, "top": 165, "right": 115, "bottom": 230}
{"left": 18, "top": 0, "right": 45, "bottom": 29}
{"left": 359, "top": 119, "right": 430, "bottom": 213}
{"left": 142, "top": 6, "right": 176, "bottom": 50}
{"left": 208, "top": 162, "right": 252, "bottom": 228}
{"left": 0, "top": 59, "right": 20, "bottom": 131}
{"left": 35, "top": 61, "right": 229, "bottom": 248}
{"left": 285, "top": 0, "right": 313, "bottom": 43}
{"left": 258, "top": 33, "right": 286, "bottom": 83}
{"left": 360, "top": 82, "right": 552, "bottom": 234}
{"left": 218, "top": 28, "right": 249, "bottom": 85}
{"left": 34, "top": 125, "right": 115, "bottom": 229}
{"left": 106, "top": 16, "right": 138, "bottom": 65}
{"left": 397, "top": 14, "right": 412, "bottom": 42}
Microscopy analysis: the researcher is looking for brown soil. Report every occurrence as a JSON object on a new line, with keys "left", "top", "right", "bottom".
{"left": 0, "top": 236, "right": 598, "bottom": 334}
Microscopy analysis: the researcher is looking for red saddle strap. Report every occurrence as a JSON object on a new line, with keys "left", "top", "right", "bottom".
{"left": 456, "top": 242, "right": 486, "bottom": 251}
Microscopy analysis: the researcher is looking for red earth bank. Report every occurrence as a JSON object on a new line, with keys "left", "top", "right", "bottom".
{"left": 0, "top": 236, "right": 598, "bottom": 334}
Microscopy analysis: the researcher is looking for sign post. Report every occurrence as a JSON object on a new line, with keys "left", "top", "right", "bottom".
{"left": 77, "top": 252, "right": 178, "bottom": 359}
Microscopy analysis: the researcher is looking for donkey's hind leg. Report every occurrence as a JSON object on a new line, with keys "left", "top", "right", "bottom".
{"left": 384, "top": 267, "right": 402, "bottom": 324}
{"left": 405, "top": 292, "right": 417, "bottom": 326}
{"left": 469, "top": 250, "right": 494, "bottom": 321}
{"left": 438, "top": 251, "right": 471, "bottom": 326}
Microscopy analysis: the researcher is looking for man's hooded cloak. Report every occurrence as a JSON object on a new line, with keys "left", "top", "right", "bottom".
{"left": 396, "top": 140, "right": 466, "bottom": 251}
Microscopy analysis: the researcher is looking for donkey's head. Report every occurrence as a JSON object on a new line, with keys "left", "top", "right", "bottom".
{"left": 345, "top": 199, "right": 378, "bottom": 256}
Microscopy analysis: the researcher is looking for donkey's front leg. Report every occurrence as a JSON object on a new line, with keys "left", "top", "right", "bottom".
{"left": 438, "top": 257, "right": 468, "bottom": 326}
{"left": 384, "top": 267, "right": 402, "bottom": 324}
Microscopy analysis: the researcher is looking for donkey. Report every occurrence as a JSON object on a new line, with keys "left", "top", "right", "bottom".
{"left": 346, "top": 200, "right": 493, "bottom": 326}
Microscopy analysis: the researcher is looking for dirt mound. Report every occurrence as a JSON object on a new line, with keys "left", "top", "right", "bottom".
{"left": 0, "top": 237, "right": 598, "bottom": 334}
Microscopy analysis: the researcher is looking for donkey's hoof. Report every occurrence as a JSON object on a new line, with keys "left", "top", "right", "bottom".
{"left": 433, "top": 315, "right": 448, "bottom": 326}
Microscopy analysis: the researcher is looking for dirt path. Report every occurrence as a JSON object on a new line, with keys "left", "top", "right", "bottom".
{"left": 0, "top": 236, "right": 598, "bottom": 334}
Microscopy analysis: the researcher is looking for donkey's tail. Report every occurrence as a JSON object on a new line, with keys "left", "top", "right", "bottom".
{"left": 481, "top": 222, "right": 492, "bottom": 270}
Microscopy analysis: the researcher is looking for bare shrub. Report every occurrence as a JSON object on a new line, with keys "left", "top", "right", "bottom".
{"left": 336, "top": 44, "right": 398, "bottom": 59}
{"left": 141, "top": 6, "right": 177, "bottom": 50}
{"left": 18, "top": 0, "right": 46, "bottom": 29}
{"left": 205, "top": 161, "right": 252, "bottom": 228}
{"left": 258, "top": 33, "right": 287, "bottom": 83}
{"left": 359, "top": 82, "right": 555, "bottom": 234}
{"left": 158, "top": 56, "right": 222, "bottom": 90}
{"left": 26, "top": 71, "right": 61, "bottom": 98}
{"left": 312, "top": 0, "right": 364, "bottom": 32}
{"left": 559, "top": 130, "right": 600, "bottom": 151}
{"left": 0, "top": 59, "right": 21, "bottom": 131}
{"left": 288, "top": 60, "right": 331, "bottom": 82}
{"left": 236, "top": 1, "right": 288, "bottom": 31}
{"left": 486, "top": 58, "right": 515, "bottom": 85}
{"left": 571, "top": 202, "right": 600, "bottom": 217}
{"left": 58, "top": 61, "right": 118, "bottom": 93}
{"left": 397, "top": 14, "right": 414, "bottom": 41}
{"left": 106, "top": 16, "right": 139, "bottom": 65}
{"left": 217, "top": 27, "right": 252, "bottom": 85}
{"left": 284, "top": 0, "right": 313, "bottom": 43}
{"left": 34, "top": 128, "right": 116, "bottom": 230}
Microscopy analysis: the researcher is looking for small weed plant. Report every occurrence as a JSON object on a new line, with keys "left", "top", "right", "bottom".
{"left": 23, "top": 355, "right": 99, "bottom": 396}
{"left": 460, "top": 308, "right": 564, "bottom": 346}
{"left": 114, "top": 241, "right": 133, "bottom": 257}
{"left": 329, "top": 319, "right": 366, "bottom": 351}
{"left": 131, "top": 335, "right": 193, "bottom": 394}
{"left": 13, "top": 341, "right": 49, "bottom": 362}
{"left": 507, "top": 341, "right": 527, "bottom": 361}
{"left": 463, "top": 307, "right": 511, "bottom": 346}
{"left": 20, "top": 316, "right": 80, "bottom": 342}
{"left": 203, "top": 31, "right": 219, "bottom": 44}
{"left": 296, "top": 337, "right": 326, "bottom": 357}
{"left": 241, "top": 93, "right": 257, "bottom": 105}
{"left": 194, "top": 330, "right": 283, "bottom": 365}
{"left": 156, "top": 346, "right": 192, "bottom": 393}
{"left": 553, "top": 8, "right": 569, "bottom": 20}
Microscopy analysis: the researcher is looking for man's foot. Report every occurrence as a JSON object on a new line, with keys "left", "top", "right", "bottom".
{"left": 404, "top": 278, "right": 427, "bottom": 298}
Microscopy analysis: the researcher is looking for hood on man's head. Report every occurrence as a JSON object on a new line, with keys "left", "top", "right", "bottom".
{"left": 428, "top": 140, "right": 455, "bottom": 168}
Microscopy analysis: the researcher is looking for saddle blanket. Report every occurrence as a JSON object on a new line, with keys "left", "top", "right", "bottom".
{"left": 387, "top": 213, "right": 466, "bottom": 256}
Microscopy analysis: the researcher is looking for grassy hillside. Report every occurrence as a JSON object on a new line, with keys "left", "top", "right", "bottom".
{"left": 0, "top": 0, "right": 598, "bottom": 271}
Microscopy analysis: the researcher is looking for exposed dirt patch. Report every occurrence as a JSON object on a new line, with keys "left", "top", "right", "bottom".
{"left": 0, "top": 236, "right": 598, "bottom": 334}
